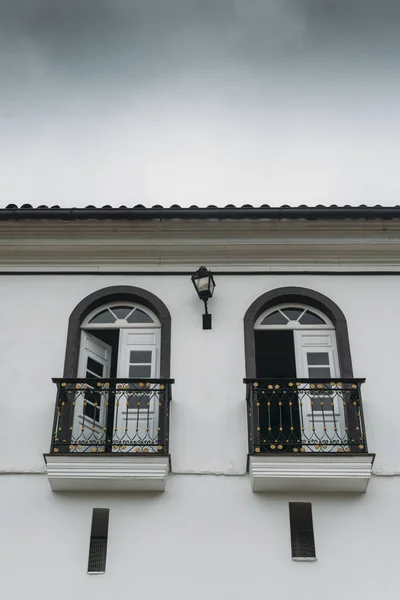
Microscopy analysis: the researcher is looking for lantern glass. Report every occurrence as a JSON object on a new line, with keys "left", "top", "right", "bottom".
{"left": 196, "top": 276, "right": 210, "bottom": 293}
{"left": 191, "top": 266, "right": 215, "bottom": 301}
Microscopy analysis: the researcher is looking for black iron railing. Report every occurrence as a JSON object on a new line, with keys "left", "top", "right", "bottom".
{"left": 51, "top": 378, "right": 174, "bottom": 454}
{"left": 245, "top": 378, "right": 368, "bottom": 454}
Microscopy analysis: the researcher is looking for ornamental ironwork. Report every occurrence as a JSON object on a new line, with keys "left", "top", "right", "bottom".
{"left": 244, "top": 378, "right": 368, "bottom": 454}
{"left": 50, "top": 378, "right": 174, "bottom": 454}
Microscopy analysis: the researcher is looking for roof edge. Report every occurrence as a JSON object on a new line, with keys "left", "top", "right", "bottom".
{"left": 1, "top": 205, "right": 400, "bottom": 221}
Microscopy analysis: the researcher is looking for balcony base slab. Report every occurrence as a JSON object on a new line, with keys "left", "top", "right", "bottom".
{"left": 44, "top": 454, "right": 169, "bottom": 492}
{"left": 249, "top": 454, "right": 375, "bottom": 493}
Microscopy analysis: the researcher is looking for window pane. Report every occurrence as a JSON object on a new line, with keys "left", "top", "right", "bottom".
{"left": 314, "top": 396, "right": 333, "bottom": 411}
{"left": 84, "top": 403, "right": 100, "bottom": 422}
{"left": 130, "top": 351, "right": 152, "bottom": 363}
{"left": 299, "top": 310, "right": 326, "bottom": 325}
{"left": 127, "top": 393, "right": 151, "bottom": 409}
{"left": 87, "top": 357, "right": 104, "bottom": 377}
{"left": 110, "top": 306, "right": 132, "bottom": 319}
{"left": 129, "top": 365, "right": 151, "bottom": 377}
{"left": 308, "top": 367, "right": 331, "bottom": 378}
{"left": 282, "top": 308, "right": 303, "bottom": 321}
{"left": 89, "top": 309, "right": 116, "bottom": 324}
{"left": 127, "top": 309, "right": 153, "bottom": 323}
{"left": 260, "top": 311, "right": 288, "bottom": 325}
{"left": 307, "top": 352, "right": 330, "bottom": 366}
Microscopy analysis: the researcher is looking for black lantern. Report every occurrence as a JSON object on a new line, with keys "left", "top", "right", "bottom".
{"left": 191, "top": 266, "right": 216, "bottom": 329}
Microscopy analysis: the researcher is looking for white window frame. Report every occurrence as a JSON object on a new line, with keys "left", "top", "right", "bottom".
{"left": 82, "top": 302, "right": 160, "bottom": 329}
{"left": 255, "top": 303, "right": 334, "bottom": 330}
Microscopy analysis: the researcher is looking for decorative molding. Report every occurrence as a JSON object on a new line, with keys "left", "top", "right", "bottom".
{"left": 1, "top": 220, "right": 400, "bottom": 269}
{"left": 44, "top": 454, "right": 170, "bottom": 492}
{"left": 249, "top": 454, "right": 375, "bottom": 493}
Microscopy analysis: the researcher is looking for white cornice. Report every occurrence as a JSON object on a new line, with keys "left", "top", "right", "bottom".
{"left": 44, "top": 454, "right": 170, "bottom": 492}
{"left": 249, "top": 454, "right": 374, "bottom": 493}
{"left": 1, "top": 219, "right": 400, "bottom": 270}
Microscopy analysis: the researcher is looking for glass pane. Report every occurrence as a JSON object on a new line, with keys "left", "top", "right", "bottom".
{"left": 130, "top": 350, "right": 152, "bottom": 363}
{"left": 89, "top": 309, "right": 116, "bottom": 324}
{"left": 127, "top": 309, "right": 153, "bottom": 323}
{"left": 314, "top": 396, "right": 333, "bottom": 411}
{"left": 110, "top": 306, "right": 132, "bottom": 319}
{"left": 195, "top": 276, "right": 210, "bottom": 292}
{"left": 129, "top": 365, "right": 152, "bottom": 378}
{"left": 87, "top": 357, "right": 104, "bottom": 377}
{"left": 299, "top": 310, "right": 326, "bottom": 325}
{"left": 308, "top": 367, "right": 331, "bottom": 378}
{"left": 84, "top": 403, "right": 100, "bottom": 422}
{"left": 127, "top": 393, "right": 151, "bottom": 409}
{"left": 282, "top": 308, "right": 303, "bottom": 321}
{"left": 307, "top": 352, "right": 330, "bottom": 366}
{"left": 260, "top": 311, "right": 288, "bottom": 325}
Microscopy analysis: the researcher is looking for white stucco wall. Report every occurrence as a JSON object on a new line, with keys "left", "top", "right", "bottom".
{"left": 0, "top": 474, "right": 398, "bottom": 599}
{"left": 0, "top": 273, "right": 398, "bottom": 473}
{"left": 0, "top": 272, "right": 398, "bottom": 597}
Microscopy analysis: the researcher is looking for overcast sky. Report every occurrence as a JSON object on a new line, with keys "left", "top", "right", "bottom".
{"left": 1, "top": 0, "right": 399, "bottom": 208}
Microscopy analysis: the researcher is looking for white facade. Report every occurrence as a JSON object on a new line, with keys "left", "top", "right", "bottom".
{"left": 0, "top": 213, "right": 399, "bottom": 597}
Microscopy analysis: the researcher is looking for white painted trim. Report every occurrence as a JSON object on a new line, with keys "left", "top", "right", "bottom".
{"left": 4, "top": 264, "right": 400, "bottom": 273}
{"left": 44, "top": 454, "right": 169, "bottom": 492}
{"left": 292, "top": 557, "right": 317, "bottom": 562}
{"left": 82, "top": 302, "right": 160, "bottom": 328}
{"left": 255, "top": 303, "right": 333, "bottom": 329}
{"left": 249, "top": 454, "right": 374, "bottom": 493}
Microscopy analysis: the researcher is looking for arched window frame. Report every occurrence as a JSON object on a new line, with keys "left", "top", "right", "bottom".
{"left": 255, "top": 303, "right": 334, "bottom": 330}
{"left": 82, "top": 302, "right": 160, "bottom": 329}
{"left": 244, "top": 287, "right": 353, "bottom": 378}
{"left": 63, "top": 286, "right": 171, "bottom": 379}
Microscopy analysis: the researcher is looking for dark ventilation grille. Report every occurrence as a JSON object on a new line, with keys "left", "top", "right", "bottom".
{"left": 87, "top": 509, "right": 109, "bottom": 573}
{"left": 88, "top": 538, "right": 107, "bottom": 572}
{"left": 291, "top": 530, "right": 316, "bottom": 558}
{"left": 289, "top": 503, "right": 316, "bottom": 559}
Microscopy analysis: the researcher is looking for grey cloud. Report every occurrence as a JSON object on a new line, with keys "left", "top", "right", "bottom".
{"left": 1, "top": 0, "right": 400, "bottom": 84}
{"left": 0, "top": 1, "right": 399, "bottom": 207}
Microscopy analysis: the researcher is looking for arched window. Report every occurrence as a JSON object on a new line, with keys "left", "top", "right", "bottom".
{"left": 79, "top": 302, "right": 161, "bottom": 383}
{"left": 63, "top": 286, "right": 171, "bottom": 379}
{"left": 244, "top": 288, "right": 361, "bottom": 453}
{"left": 254, "top": 303, "right": 339, "bottom": 381}
{"left": 244, "top": 287, "right": 353, "bottom": 379}
{"left": 59, "top": 286, "right": 171, "bottom": 454}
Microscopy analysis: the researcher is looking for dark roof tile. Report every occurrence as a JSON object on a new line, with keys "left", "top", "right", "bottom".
{"left": 1, "top": 204, "right": 400, "bottom": 221}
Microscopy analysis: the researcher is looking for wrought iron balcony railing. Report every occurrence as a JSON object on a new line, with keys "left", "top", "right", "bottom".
{"left": 245, "top": 378, "right": 368, "bottom": 454}
{"left": 51, "top": 378, "right": 174, "bottom": 455}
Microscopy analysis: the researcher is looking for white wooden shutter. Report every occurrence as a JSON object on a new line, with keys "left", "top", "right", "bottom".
{"left": 294, "top": 330, "right": 344, "bottom": 448}
{"left": 114, "top": 329, "right": 161, "bottom": 451}
{"left": 71, "top": 332, "right": 112, "bottom": 450}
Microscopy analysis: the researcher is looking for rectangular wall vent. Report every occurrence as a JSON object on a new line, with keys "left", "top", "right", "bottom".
{"left": 289, "top": 502, "right": 316, "bottom": 560}
{"left": 88, "top": 509, "right": 109, "bottom": 573}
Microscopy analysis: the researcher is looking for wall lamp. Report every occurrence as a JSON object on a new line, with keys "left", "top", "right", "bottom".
{"left": 191, "top": 266, "right": 216, "bottom": 330}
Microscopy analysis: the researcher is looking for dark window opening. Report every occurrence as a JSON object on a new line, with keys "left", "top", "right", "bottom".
{"left": 289, "top": 503, "right": 316, "bottom": 559}
{"left": 89, "top": 330, "right": 119, "bottom": 379}
{"left": 255, "top": 330, "right": 296, "bottom": 379}
{"left": 255, "top": 331, "right": 301, "bottom": 449}
{"left": 88, "top": 509, "right": 109, "bottom": 573}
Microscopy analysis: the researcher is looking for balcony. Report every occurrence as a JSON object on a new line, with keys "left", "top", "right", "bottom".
{"left": 44, "top": 378, "right": 173, "bottom": 492}
{"left": 245, "top": 378, "right": 374, "bottom": 493}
